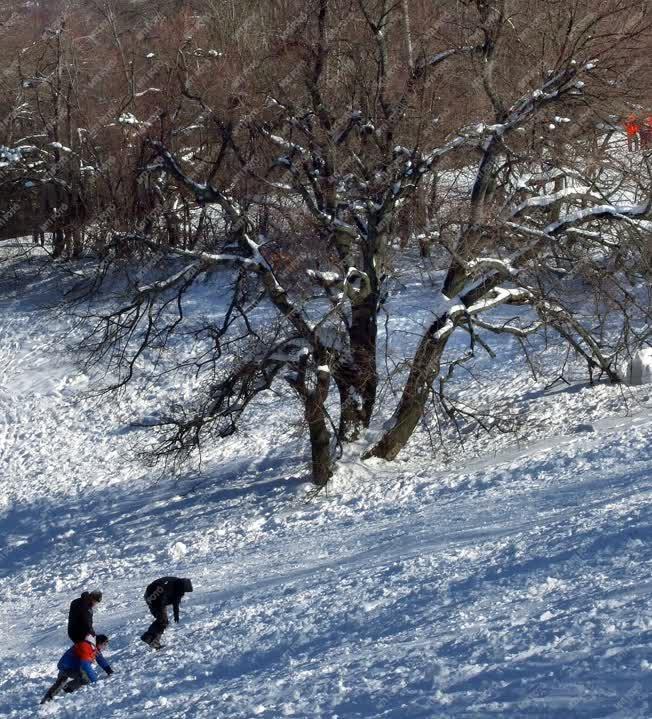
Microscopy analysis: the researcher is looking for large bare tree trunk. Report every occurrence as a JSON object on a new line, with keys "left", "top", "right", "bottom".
{"left": 306, "top": 382, "right": 333, "bottom": 486}
{"left": 365, "top": 315, "right": 451, "bottom": 460}
{"left": 296, "top": 362, "right": 333, "bottom": 486}
{"left": 336, "top": 292, "right": 379, "bottom": 440}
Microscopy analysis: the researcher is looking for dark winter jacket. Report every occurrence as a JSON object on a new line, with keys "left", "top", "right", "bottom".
{"left": 58, "top": 640, "right": 112, "bottom": 683}
{"left": 67, "top": 593, "right": 96, "bottom": 643}
{"left": 144, "top": 577, "right": 193, "bottom": 622}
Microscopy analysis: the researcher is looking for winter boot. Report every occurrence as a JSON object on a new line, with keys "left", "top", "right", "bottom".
{"left": 40, "top": 675, "right": 66, "bottom": 704}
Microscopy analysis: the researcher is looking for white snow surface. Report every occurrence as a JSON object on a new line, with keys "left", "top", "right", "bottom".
{"left": 0, "top": 268, "right": 651, "bottom": 718}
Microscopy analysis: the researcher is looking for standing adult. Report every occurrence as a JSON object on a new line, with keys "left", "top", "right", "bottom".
{"left": 141, "top": 577, "right": 193, "bottom": 649}
{"left": 67, "top": 590, "right": 102, "bottom": 643}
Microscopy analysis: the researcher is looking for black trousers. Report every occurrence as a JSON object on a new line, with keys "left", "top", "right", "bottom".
{"left": 41, "top": 668, "right": 89, "bottom": 703}
{"left": 144, "top": 601, "right": 169, "bottom": 641}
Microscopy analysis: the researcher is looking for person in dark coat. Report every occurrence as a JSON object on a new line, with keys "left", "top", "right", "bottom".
{"left": 40, "top": 634, "right": 113, "bottom": 704}
{"left": 141, "top": 577, "right": 193, "bottom": 649}
{"left": 67, "top": 590, "right": 102, "bottom": 643}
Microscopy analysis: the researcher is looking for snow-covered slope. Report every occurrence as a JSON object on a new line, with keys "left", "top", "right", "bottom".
{"left": 0, "top": 270, "right": 650, "bottom": 719}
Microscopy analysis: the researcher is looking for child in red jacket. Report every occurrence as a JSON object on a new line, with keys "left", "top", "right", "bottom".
{"left": 40, "top": 634, "right": 113, "bottom": 704}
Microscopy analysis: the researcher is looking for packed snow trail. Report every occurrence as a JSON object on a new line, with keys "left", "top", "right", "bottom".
{"left": 0, "top": 278, "right": 651, "bottom": 718}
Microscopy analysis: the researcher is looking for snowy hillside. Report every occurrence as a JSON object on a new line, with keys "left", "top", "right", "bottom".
{"left": 0, "top": 267, "right": 651, "bottom": 719}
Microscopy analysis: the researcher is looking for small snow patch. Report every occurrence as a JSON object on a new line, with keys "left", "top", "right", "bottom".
{"left": 249, "top": 516, "right": 267, "bottom": 532}
{"left": 169, "top": 541, "right": 188, "bottom": 560}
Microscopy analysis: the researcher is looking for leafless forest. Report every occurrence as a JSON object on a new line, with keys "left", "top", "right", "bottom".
{"left": 1, "top": 0, "right": 651, "bottom": 484}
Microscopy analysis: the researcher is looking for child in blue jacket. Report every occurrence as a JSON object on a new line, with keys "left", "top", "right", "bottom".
{"left": 40, "top": 634, "right": 113, "bottom": 703}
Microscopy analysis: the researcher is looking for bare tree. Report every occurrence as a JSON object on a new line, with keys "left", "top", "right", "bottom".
{"left": 3, "top": 0, "right": 652, "bottom": 484}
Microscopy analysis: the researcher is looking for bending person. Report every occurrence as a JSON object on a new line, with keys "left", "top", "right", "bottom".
{"left": 141, "top": 576, "right": 193, "bottom": 649}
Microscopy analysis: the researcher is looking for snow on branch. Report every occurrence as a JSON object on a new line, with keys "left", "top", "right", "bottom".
{"left": 425, "top": 64, "right": 584, "bottom": 169}
{"left": 465, "top": 257, "right": 517, "bottom": 277}
{"left": 424, "top": 133, "right": 471, "bottom": 165}
{"left": 267, "top": 342, "right": 311, "bottom": 365}
{"left": 324, "top": 215, "right": 359, "bottom": 238}
{"left": 146, "top": 140, "right": 242, "bottom": 223}
{"left": 262, "top": 130, "right": 306, "bottom": 158}
{"left": 465, "top": 287, "right": 533, "bottom": 315}
{"left": 504, "top": 199, "right": 652, "bottom": 269}
{"left": 306, "top": 269, "right": 343, "bottom": 289}
{"left": 415, "top": 46, "right": 475, "bottom": 74}
{"left": 137, "top": 263, "right": 201, "bottom": 296}
{"left": 429, "top": 287, "right": 532, "bottom": 344}
{"left": 512, "top": 188, "right": 605, "bottom": 217}
{"left": 133, "top": 87, "right": 161, "bottom": 98}
{"left": 343, "top": 266, "right": 372, "bottom": 302}
{"left": 565, "top": 227, "right": 601, "bottom": 240}
{"left": 546, "top": 202, "right": 652, "bottom": 235}
{"left": 472, "top": 317, "right": 543, "bottom": 338}
{"left": 503, "top": 221, "right": 552, "bottom": 242}
{"left": 515, "top": 167, "right": 584, "bottom": 189}
{"left": 160, "top": 244, "right": 263, "bottom": 273}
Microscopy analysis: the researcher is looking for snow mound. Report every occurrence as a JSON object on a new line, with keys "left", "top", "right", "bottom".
{"left": 169, "top": 542, "right": 189, "bottom": 560}
{"left": 628, "top": 347, "right": 652, "bottom": 386}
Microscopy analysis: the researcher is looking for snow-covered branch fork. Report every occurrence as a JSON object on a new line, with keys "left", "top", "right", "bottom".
{"left": 63, "top": 0, "right": 652, "bottom": 484}
{"left": 367, "top": 187, "right": 652, "bottom": 460}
